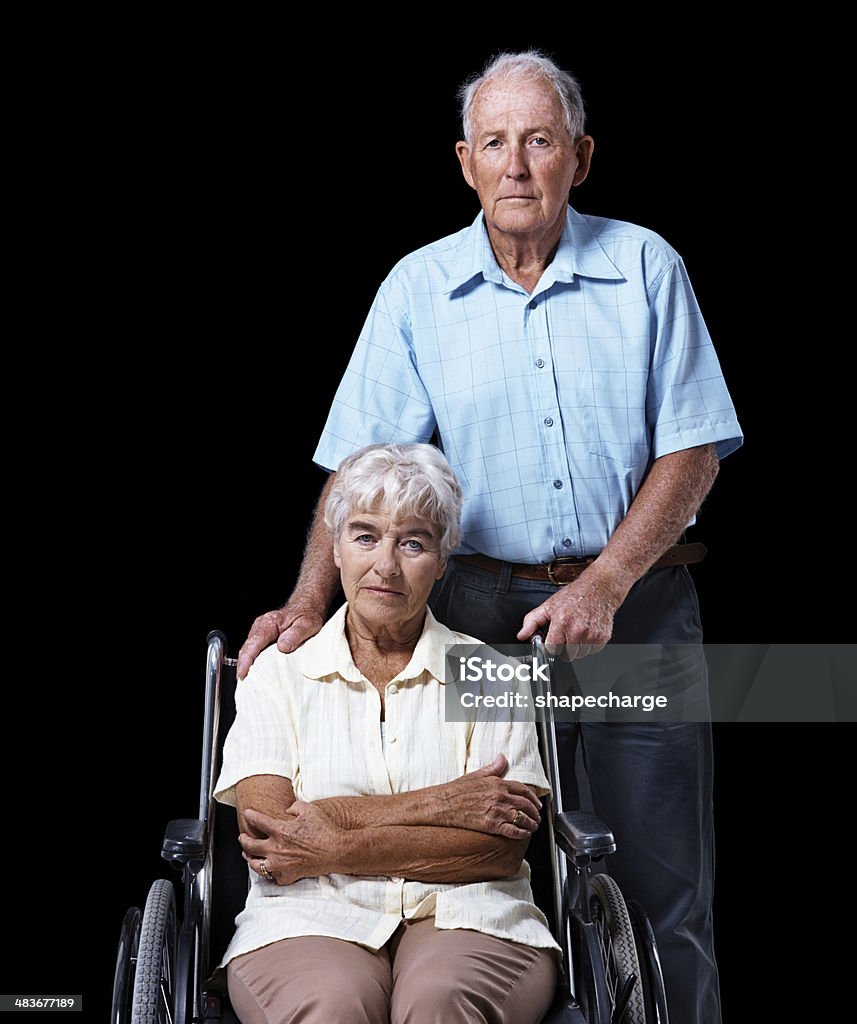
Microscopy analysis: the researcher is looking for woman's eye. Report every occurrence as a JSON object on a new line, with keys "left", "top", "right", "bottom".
{"left": 355, "top": 534, "right": 375, "bottom": 545}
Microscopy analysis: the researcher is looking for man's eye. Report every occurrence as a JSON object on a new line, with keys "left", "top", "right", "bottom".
{"left": 403, "top": 539, "right": 424, "bottom": 552}
{"left": 531, "top": 136, "right": 549, "bottom": 146}
{"left": 355, "top": 534, "right": 375, "bottom": 545}
{"left": 484, "top": 139, "right": 501, "bottom": 149}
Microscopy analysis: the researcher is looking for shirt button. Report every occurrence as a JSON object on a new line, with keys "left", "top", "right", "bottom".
{"left": 535, "top": 358, "right": 545, "bottom": 368}
{"left": 529, "top": 299, "right": 537, "bottom": 309}
{"left": 553, "top": 480, "right": 564, "bottom": 489}
{"left": 388, "top": 684, "right": 398, "bottom": 695}
{"left": 544, "top": 417, "right": 554, "bottom": 427}
{"left": 562, "top": 538, "right": 573, "bottom": 548}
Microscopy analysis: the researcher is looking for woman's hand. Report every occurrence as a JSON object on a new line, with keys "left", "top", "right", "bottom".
{"left": 440, "top": 754, "right": 542, "bottom": 838}
{"left": 239, "top": 803, "right": 344, "bottom": 885}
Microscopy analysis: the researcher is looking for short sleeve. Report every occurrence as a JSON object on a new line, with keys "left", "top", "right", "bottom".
{"left": 213, "top": 647, "right": 300, "bottom": 807}
{"left": 646, "top": 256, "right": 743, "bottom": 461}
{"left": 313, "top": 270, "right": 437, "bottom": 472}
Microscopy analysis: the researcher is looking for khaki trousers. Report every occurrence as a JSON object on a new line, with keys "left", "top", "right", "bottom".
{"left": 226, "top": 917, "right": 558, "bottom": 1024}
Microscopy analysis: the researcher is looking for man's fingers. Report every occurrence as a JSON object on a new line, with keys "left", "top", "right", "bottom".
{"left": 517, "top": 604, "right": 551, "bottom": 641}
{"left": 237, "top": 613, "right": 283, "bottom": 678}
{"left": 237, "top": 639, "right": 266, "bottom": 680}
{"left": 276, "top": 616, "right": 320, "bottom": 654}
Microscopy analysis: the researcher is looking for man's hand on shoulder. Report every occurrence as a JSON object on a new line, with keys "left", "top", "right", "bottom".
{"left": 237, "top": 601, "right": 326, "bottom": 679}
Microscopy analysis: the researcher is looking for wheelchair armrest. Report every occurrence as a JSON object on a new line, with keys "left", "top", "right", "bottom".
{"left": 554, "top": 810, "right": 616, "bottom": 861}
{"left": 162, "top": 817, "right": 206, "bottom": 865}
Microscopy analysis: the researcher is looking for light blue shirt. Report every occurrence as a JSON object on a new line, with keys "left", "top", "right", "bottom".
{"left": 314, "top": 208, "right": 743, "bottom": 563}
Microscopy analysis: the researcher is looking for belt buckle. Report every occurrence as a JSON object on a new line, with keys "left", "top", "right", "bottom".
{"left": 546, "top": 555, "right": 589, "bottom": 586}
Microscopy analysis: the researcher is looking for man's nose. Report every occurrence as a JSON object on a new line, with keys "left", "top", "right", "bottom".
{"left": 505, "top": 145, "right": 529, "bottom": 179}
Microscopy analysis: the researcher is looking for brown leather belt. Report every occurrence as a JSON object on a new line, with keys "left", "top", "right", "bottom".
{"left": 456, "top": 542, "right": 707, "bottom": 586}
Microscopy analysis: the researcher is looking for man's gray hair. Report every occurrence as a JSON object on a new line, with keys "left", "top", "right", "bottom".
{"left": 324, "top": 443, "right": 463, "bottom": 560}
{"left": 458, "top": 50, "right": 586, "bottom": 146}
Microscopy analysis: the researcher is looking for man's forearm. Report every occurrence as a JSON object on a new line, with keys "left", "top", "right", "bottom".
{"left": 289, "top": 472, "right": 341, "bottom": 611}
{"left": 590, "top": 443, "right": 719, "bottom": 600}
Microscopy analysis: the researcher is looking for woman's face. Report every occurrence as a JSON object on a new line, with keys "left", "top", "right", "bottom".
{"left": 333, "top": 506, "right": 447, "bottom": 637}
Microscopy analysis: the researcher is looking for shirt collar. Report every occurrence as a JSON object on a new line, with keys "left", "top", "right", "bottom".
{"left": 443, "top": 206, "right": 624, "bottom": 294}
{"left": 300, "top": 603, "right": 451, "bottom": 685}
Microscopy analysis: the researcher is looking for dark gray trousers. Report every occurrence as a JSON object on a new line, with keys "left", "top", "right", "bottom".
{"left": 430, "top": 558, "right": 721, "bottom": 1024}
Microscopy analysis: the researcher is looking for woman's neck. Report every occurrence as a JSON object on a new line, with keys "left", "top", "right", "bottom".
{"left": 345, "top": 610, "right": 423, "bottom": 687}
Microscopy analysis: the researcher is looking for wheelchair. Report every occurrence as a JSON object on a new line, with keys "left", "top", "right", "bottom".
{"left": 111, "top": 631, "right": 669, "bottom": 1024}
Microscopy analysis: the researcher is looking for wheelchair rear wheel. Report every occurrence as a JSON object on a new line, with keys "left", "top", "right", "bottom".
{"left": 111, "top": 906, "right": 141, "bottom": 1024}
{"left": 627, "top": 899, "right": 669, "bottom": 1024}
{"left": 131, "top": 878, "right": 177, "bottom": 1024}
{"left": 590, "top": 873, "right": 646, "bottom": 1023}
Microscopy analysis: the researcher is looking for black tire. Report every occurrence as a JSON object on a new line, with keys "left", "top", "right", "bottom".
{"left": 131, "top": 879, "right": 177, "bottom": 1024}
{"left": 111, "top": 906, "right": 141, "bottom": 1024}
{"left": 590, "top": 873, "right": 646, "bottom": 1024}
{"left": 627, "top": 899, "right": 669, "bottom": 1024}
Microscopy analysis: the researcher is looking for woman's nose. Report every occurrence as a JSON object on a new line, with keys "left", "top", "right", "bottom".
{"left": 373, "top": 541, "right": 400, "bottom": 578}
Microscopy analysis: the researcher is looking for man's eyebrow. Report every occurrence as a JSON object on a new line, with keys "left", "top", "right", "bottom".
{"left": 476, "top": 124, "right": 559, "bottom": 139}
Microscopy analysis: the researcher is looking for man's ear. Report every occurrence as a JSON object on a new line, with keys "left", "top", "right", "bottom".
{"left": 456, "top": 141, "right": 476, "bottom": 190}
{"left": 572, "top": 135, "right": 595, "bottom": 188}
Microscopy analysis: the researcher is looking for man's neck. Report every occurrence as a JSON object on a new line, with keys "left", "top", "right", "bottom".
{"left": 485, "top": 205, "right": 567, "bottom": 293}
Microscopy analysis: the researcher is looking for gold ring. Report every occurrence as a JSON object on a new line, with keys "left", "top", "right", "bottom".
{"left": 259, "top": 860, "right": 273, "bottom": 881}
{"left": 512, "top": 810, "right": 523, "bottom": 827}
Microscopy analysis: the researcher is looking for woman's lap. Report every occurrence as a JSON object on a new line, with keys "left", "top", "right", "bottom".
{"left": 226, "top": 920, "right": 557, "bottom": 1024}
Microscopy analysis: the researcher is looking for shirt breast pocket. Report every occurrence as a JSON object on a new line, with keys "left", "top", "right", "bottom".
{"left": 576, "top": 367, "right": 649, "bottom": 469}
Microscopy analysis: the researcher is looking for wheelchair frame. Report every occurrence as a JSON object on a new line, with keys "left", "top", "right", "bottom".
{"left": 112, "top": 631, "right": 669, "bottom": 1024}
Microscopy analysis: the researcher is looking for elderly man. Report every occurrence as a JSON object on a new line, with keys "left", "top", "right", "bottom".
{"left": 239, "top": 51, "right": 741, "bottom": 1023}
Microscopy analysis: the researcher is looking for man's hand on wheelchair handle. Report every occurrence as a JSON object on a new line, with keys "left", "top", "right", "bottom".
{"left": 516, "top": 565, "right": 628, "bottom": 660}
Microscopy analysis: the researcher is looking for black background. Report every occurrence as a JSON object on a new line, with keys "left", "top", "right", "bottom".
{"left": 4, "top": 22, "right": 848, "bottom": 1021}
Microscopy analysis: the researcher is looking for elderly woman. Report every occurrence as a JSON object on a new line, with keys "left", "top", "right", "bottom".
{"left": 214, "top": 443, "right": 559, "bottom": 1024}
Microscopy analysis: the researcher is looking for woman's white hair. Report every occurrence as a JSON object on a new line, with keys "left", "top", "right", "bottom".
{"left": 324, "top": 443, "right": 463, "bottom": 560}
{"left": 458, "top": 49, "right": 586, "bottom": 146}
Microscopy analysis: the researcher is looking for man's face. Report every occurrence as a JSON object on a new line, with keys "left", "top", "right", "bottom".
{"left": 333, "top": 507, "right": 447, "bottom": 636}
{"left": 456, "top": 76, "right": 593, "bottom": 241}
